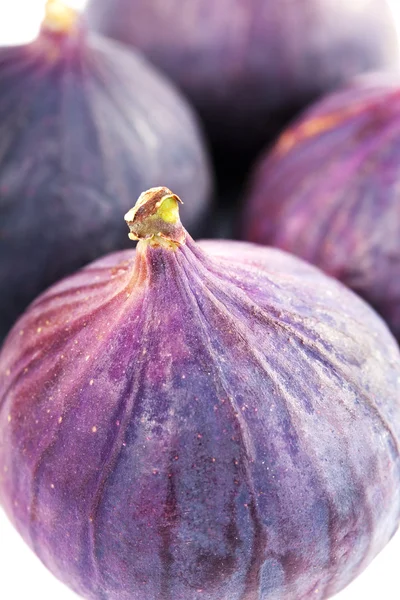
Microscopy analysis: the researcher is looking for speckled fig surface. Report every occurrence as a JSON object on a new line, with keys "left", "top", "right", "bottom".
{"left": 0, "top": 2, "right": 212, "bottom": 341}
{"left": 86, "top": 0, "right": 399, "bottom": 153}
{"left": 243, "top": 74, "right": 400, "bottom": 342}
{"left": 1, "top": 188, "right": 400, "bottom": 600}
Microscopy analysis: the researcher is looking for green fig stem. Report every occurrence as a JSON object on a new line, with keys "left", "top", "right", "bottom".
{"left": 42, "top": 0, "right": 78, "bottom": 34}
{"left": 124, "top": 187, "right": 187, "bottom": 250}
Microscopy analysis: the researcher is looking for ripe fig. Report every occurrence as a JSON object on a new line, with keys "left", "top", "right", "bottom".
{"left": 1, "top": 188, "right": 400, "bottom": 600}
{"left": 0, "top": 0, "right": 212, "bottom": 341}
{"left": 85, "top": 0, "right": 399, "bottom": 155}
{"left": 242, "top": 74, "right": 400, "bottom": 342}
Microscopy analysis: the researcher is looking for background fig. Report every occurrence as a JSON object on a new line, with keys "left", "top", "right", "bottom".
{"left": 242, "top": 74, "right": 400, "bottom": 342}
{"left": 0, "top": 2, "right": 212, "bottom": 341}
{"left": 1, "top": 188, "right": 400, "bottom": 600}
{"left": 85, "top": 0, "right": 400, "bottom": 156}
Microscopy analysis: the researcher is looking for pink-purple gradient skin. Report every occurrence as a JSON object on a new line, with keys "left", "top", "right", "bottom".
{"left": 1, "top": 229, "right": 400, "bottom": 599}
{"left": 243, "top": 75, "right": 400, "bottom": 341}
{"left": 0, "top": 23, "right": 212, "bottom": 340}
{"left": 85, "top": 0, "right": 399, "bottom": 152}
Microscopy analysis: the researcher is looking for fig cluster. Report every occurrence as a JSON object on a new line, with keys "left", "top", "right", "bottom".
{"left": 1, "top": 2, "right": 400, "bottom": 600}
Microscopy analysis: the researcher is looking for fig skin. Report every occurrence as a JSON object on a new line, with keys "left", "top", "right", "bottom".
{"left": 85, "top": 0, "right": 399, "bottom": 155}
{"left": 1, "top": 188, "right": 400, "bottom": 600}
{"left": 242, "top": 74, "right": 400, "bottom": 342}
{"left": 0, "top": 5, "right": 212, "bottom": 341}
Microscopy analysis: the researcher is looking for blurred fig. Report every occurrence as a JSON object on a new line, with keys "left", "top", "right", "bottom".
{"left": 0, "top": 0, "right": 212, "bottom": 341}
{"left": 243, "top": 74, "right": 400, "bottom": 341}
{"left": 86, "top": 0, "right": 400, "bottom": 154}
{"left": 1, "top": 187, "right": 400, "bottom": 600}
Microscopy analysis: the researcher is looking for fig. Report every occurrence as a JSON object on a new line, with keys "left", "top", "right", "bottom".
{"left": 242, "top": 74, "right": 400, "bottom": 342}
{"left": 0, "top": 0, "right": 212, "bottom": 341}
{"left": 1, "top": 186, "right": 400, "bottom": 600}
{"left": 85, "top": 0, "right": 399, "bottom": 155}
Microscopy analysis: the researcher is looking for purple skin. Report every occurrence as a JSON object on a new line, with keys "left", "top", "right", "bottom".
{"left": 242, "top": 74, "right": 400, "bottom": 342}
{"left": 0, "top": 10, "right": 212, "bottom": 341}
{"left": 1, "top": 187, "right": 400, "bottom": 600}
{"left": 85, "top": 0, "right": 399, "bottom": 152}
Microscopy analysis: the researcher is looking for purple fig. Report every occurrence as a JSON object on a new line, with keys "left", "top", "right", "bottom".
{"left": 0, "top": 0, "right": 212, "bottom": 341}
{"left": 1, "top": 187, "right": 400, "bottom": 599}
{"left": 242, "top": 73, "right": 400, "bottom": 342}
{"left": 85, "top": 0, "right": 399, "bottom": 154}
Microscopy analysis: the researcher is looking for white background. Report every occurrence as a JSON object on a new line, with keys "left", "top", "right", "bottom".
{"left": 0, "top": 0, "right": 400, "bottom": 598}
{"left": 0, "top": 0, "right": 88, "bottom": 46}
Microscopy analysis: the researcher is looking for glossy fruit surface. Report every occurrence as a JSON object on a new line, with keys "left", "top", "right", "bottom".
{"left": 243, "top": 74, "right": 400, "bottom": 341}
{"left": 86, "top": 0, "right": 399, "bottom": 153}
{"left": 1, "top": 188, "right": 400, "bottom": 600}
{"left": 0, "top": 2, "right": 212, "bottom": 341}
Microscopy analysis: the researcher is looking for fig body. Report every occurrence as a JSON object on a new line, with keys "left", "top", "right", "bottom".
{"left": 0, "top": 5, "right": 212, "bottom": 341}
{"left": 85, "top": 0, "right": 399, "bottom": 154}
{"left": 1, "top": 188, "right": 400, "bottom": 600}
{"left": 243, "top": 74, "right": 400, "bottom": 341}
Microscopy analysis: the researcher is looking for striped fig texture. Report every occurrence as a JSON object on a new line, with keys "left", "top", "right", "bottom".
{"left": 1, "top": 202, "right": 400, "bottom": 599}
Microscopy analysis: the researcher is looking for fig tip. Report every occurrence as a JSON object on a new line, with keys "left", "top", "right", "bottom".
{"left": 43, "top": 0, "right": 79, "bottom": 35}
{"left": 124, "top": 187, "right": 186, "bottom": 248}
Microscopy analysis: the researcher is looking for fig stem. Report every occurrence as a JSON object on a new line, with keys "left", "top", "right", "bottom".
{"left": 124, "top": 187, "right": 186, "bottom": 249}
{"left": 43, "top": 0, "right": 78, "bottom": 34}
